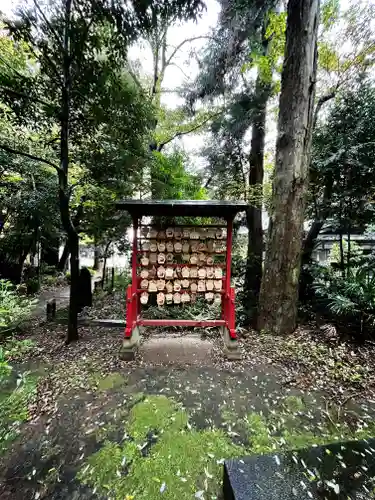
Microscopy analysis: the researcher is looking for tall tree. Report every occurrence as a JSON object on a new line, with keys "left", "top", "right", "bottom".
{"left": 0, "top": 1, "right": 155, "bottom": 342}
{"left": 125, "top": 3, "right": 217, "bottom": 199}
{"left": 258, "top": 0, "right": 320, "bottom": 335}
{"left": 308, "top": 81, "right": 375, "bottom": 271}
{"left": 191, "top": 0, "right": 280, "bottom": 324}
{"left": 0, "top": 0, "right": 205, "bottom": 342}
{"left": 301, "top": 0, "right": 375, "bottom": 265}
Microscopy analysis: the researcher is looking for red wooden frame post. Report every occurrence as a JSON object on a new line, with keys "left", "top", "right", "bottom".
{"left": 223, "top": 217, "right": 236, "bottom": 339}
{"left": 125, "top": 216, "right": 138, "bottom": 338}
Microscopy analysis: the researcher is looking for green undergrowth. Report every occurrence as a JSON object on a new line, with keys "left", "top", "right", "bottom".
{"left": 78, "top": 394, "right": 375, "bottom": 499}
{"left": 0, "top": 373, "right": 38, "bottom": 453}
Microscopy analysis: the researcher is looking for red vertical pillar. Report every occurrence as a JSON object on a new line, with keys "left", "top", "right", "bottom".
{"left": 125, "top": 216, "right": 139, "bottom": 339}
{"left": 224, "top": 217, "right": 233, "bottom": 324}
{"left": 226, "top": 218, "right": 233, "bottom": 295}
{"left": 132, "top": 216, "right": 138, "bottom": 324}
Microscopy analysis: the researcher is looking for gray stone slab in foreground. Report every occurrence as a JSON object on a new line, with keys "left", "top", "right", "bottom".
{"left": 223, "top": 437, "right": 375, "bottom": 500}
{"left": 141, "top": 335, "right": 213, "bottom": 365}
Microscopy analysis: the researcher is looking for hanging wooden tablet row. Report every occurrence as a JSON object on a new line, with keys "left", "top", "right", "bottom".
{"left": 137, "top": 226, "right": 227, "bottom": 306}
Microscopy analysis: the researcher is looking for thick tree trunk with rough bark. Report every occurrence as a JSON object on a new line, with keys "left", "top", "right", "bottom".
{"left": 258, "top": 0, "right": 320, "bottom": 335}
{"left": 244, "top": 70, "right": 269, "bottom": 326}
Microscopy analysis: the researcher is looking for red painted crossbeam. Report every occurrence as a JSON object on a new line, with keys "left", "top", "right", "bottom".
{"left": 136, "top": 289, "right": 225, "bottom": 294}
{"left": 137, "top": 319, "right": 226, "bottom": 327}
{"left": 136, "top": 250, "right": 226, "bottom": 254}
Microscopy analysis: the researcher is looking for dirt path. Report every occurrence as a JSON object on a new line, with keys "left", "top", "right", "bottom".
{"left": 1, "top": 327, "right": 375, "bottom": 499}
{"left": 31, "top": 286, "right": 70, "bottom": 318}
{"left": 2, "top": 292, "right": 375, "bottom": 499}
{"left": 0, "top": 360, "right": 325, "bottom": 500}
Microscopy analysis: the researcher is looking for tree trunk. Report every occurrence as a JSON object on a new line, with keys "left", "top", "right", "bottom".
{"left": 67, "top": 233, "right": 79, "bottom": 341}
{"left": 41, "top": 236, "right": 60, "bottom": 268}
{"left": 339, "top": 230, "right": 344, "bottom": 274}
{"left": 347, "top": 229, "right": 351, "bottom": 271}
{"left": 258, "top": 0, "right": 320, "bottom": 335}
{"left": 93, "top": 241, "right": 100, "bottom": 270}
{"left": 101, "top": 241, "right": 112, "bottom": 287}
{"left": 58, "top": 241, "right": 70, "bottom": 271}
{"left": 59, "top": 0, "right": 77, "bottom": 344}
{"left": 244, "top": 69, "right": 269, "bottom": 326}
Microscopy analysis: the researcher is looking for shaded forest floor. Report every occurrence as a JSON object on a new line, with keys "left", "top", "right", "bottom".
{"left": 1, "top": 291, "right": 375, "bottom": 499}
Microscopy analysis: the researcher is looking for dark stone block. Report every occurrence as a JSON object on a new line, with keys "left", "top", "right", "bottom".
{"left": 77, "top": 267, "right": 92, "bottom": 312}
{"left": 224, "top": 437, "right": 375, "bottom": 500}
{"left": 46, "top": 298, "right": 56, "bottom": 321}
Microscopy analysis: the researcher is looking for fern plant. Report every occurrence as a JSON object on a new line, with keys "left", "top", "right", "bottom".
{"left": 313, "top": 264, "right": 375, "bottom": 335}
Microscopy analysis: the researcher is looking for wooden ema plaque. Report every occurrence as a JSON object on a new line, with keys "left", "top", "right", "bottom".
{"left": 116, "top": 200, "right": 247, "bottom": 343}
{"left": 137, "top": 226, "right": 226, "bottom": 305}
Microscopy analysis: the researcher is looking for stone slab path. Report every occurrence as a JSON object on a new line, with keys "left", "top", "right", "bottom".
{"left": 141, "top": 334, "right": 214, "bottom": 365}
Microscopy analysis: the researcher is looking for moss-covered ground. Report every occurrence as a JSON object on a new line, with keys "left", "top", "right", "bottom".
{"left": 1, "top": 355, "right": 374, "bottom": 500}
{"left": 2, "top": 295, "right": 375, "bottom": 500}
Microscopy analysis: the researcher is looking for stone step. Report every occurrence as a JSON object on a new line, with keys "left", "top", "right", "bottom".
{"left": 223, "top": 437, "right": 375, "bottom": 499}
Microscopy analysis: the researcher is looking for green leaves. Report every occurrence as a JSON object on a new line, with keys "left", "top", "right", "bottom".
{"left": 321, "top": 0, "right": 340, "bottom": 31}
{"left": 151, "top": 150, "right": 206, "bottom": 200}
{"left": 318, "top": 41, "right": 340, "bottom": 72}
{"left": 0, "top": 280, "right": 35, "bottom": 332}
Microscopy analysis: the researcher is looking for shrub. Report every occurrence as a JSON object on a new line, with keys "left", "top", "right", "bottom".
{"left": 43, "top": 275, "right": 58, "bottom": 286}
{"left": 113, "top": 272, "right": 131, "bottom": 291}
{"left": 0, "top": 347, "right": 12, "bottom": 383}
{"left": 42, "top": 265, "right": 58, "bottom": 276}
{"left": 25, "top": 278, "right": 40, "bottom": 295}
{"left": 0, "top": 280, "right": 35, "bottom": 333}
{"left": 3, "top": 339, "right": 35, "bottom": 361}
{"left": 313, "top": 263, "right": 375, "bottom": 336}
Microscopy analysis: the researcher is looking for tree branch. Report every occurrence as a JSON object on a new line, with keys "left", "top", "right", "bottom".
{"left": 204, "top": 175, "right": 213, "bottom": 189}
{"left": 165, "top": 36, "right": 216, "bottom": 68}
{"left": 161, "top": 28, "right": 168, "bottom": 74}
{"left": 25, "top": 35, "right": 63, "bottom": 87}
{"left": 0, "top": 55, "right": 28, "bottom": 82}
{"left": 0, "top": 143, "right": 62, "bottom": 172}
{"left": 313, "top": 88, "right": 338, "bottom": 128}
{"left": 168, "top": 62, "right": 190, "bottom": 80}
{"left": 157, "top": 111, "right": 222, "bottom": 151}
{"left": 0, "top": 85, "right": 57, "bottom": 111}
{"left": 32, "top": 0, "right": 65, "bottom": 53}
{"left": 151, "top": 36, "right": 160, "bottom": 98}
{"left": 126, "top": 64, "right": 143, "bottom": 91}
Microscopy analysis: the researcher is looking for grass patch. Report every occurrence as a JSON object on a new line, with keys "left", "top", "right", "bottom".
{"left": 97, "top": 373, "right": 126, "bottom": 392}
{"left": 282, "top": 395, "right": 305, "bottom": 413}
{"left": 78, "top": 395, "right": 243, "bottom": 499}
